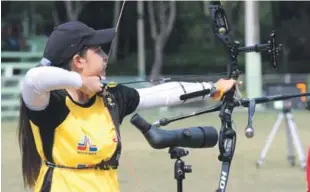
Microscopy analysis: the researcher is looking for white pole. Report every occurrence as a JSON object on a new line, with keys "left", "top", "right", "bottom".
{"left": 245, "top": 1, "right": 262, "bottom": 100}
{"left": 137, "top": 1, "right": 146, "bottom": 79}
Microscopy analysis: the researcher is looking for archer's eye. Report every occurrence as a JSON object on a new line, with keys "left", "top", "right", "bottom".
{"left": 95, "top": 47, "right": 107, "bottom": 58}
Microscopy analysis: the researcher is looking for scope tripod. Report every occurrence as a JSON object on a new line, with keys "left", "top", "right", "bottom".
{"left": 169, "top": 147, "right": 192, "bottom": 192}
{"left": 256, "top": 106, "right": 306, "bottom": 169}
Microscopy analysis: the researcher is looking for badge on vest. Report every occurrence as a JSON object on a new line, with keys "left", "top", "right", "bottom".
{"left": 77, "top": 135, "right": 98, "bottom": 155}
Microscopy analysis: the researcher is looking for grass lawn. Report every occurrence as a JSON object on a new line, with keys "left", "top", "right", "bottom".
{"left": 2, "top": 109, "right": 309, "bottom": 192}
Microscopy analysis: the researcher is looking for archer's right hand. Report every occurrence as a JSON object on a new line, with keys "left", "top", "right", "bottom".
{"left": 79, "top": 76, "right": 103, "bottom": 97}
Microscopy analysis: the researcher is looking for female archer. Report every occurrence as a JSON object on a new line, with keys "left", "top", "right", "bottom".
{"left": 18, "top": 21, "right": 237, "bottom": 192}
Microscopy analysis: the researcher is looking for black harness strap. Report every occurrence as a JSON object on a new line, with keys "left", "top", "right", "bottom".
{"left": 44, "top": 159, "right": 118, "bottom": 170}
{"left": 40, "top": 167, "right": 54, "bottom": 192}
{"left": 99, "top": 90, "right": 122, "bottom": 169}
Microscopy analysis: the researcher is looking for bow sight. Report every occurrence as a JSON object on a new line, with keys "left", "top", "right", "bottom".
{"left": 130, "top": 1, "right": 309, "bottom": 192}
{"left": 209, "top": 1, "right": 282, "bottom": 77}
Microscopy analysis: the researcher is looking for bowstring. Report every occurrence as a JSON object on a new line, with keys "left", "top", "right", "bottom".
{"left": 106, "top": 0, "right": 126, "bottom": 63}
{"left": 105, "top": 1, "right": 143, "bottom": 191}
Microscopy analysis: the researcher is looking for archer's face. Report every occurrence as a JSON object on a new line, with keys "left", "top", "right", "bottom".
{"left": 82, "top": 46, "right": 108, "bottom": 77}
{"left": 72, "top": 46, "right": 108, "bottom": 78}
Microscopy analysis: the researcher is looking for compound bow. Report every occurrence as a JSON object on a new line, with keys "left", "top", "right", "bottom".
{"left": 129, "top": 1, "right": 310, "bottom": 192}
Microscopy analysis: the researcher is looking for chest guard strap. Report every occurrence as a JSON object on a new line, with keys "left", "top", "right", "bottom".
{"left": 98, "top": 90, "right": 122, "bottom": 169}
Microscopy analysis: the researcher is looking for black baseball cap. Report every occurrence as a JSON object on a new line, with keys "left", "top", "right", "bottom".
{"left": 40, "top": 21, "right": 115, "bottom": 66}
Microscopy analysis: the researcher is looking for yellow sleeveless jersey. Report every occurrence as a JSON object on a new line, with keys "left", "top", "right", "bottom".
{"left": 26, "top": 85, "right": 140, "bottom": 192}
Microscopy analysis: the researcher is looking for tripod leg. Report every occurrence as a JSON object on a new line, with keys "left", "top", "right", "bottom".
{"left": 285, "top": 115, "right": 296, "bottom": 166}
{"left": 256, "top": 113, "right": 283, "bottom": 168}
{"left": 286, "top": 113, "right": 306, "bottom": 170}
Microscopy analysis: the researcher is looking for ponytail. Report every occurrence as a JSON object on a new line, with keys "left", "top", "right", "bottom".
{"left": 17, "top": 55, "right": 79, "bottom": 188}
{"left": 17, "top": 97, "right": 41, "bottom": 188}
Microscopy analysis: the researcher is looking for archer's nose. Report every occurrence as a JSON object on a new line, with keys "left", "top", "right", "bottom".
{"left": 103, "top": 56, "right": 108, "bottom": 63}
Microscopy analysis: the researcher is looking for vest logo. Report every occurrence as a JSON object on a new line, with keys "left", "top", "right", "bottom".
{"left": 77, "top": 136, "right": 98, "bottom": 155}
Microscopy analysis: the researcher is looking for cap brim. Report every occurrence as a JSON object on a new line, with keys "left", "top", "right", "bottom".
{"left": 85, "top": 28, "right": 115, "bottom": 45}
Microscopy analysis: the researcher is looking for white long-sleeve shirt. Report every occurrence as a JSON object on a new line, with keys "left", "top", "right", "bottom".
{"left": 21, "top": 66, "right": 214, "bottom": 112}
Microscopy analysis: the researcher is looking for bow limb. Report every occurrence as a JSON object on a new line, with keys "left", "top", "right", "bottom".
{"left": 209, "top": 2, "right": 239, "bottom": 192}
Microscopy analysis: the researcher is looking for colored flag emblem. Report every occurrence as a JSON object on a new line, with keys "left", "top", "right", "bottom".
{"left": 77, "top": 136, "right": 98, "bottom": 153}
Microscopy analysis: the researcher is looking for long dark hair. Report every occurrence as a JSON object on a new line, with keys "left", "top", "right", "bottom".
{"left": 18, "top": 98, "right": 42, "bottom": 188}
{"left": 17, "top": 48, "right": 87, "bottom": 188}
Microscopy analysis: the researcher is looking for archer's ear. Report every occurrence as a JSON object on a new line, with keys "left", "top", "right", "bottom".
{"left": 71, "top": 54, "right": 86, "bottom": 70}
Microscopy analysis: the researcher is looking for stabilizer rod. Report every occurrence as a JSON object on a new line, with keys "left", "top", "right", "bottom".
{"left": 153, "top": 92, "right": 310, "bottom": 127}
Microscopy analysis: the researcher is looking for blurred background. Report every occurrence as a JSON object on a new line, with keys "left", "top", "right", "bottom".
{"left": 1, "top": 1, "right": 310, "bottom": 192}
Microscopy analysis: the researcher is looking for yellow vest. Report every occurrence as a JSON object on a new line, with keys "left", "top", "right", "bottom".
{"left": 30, "top": 91, "right": 121, "bottom": 192}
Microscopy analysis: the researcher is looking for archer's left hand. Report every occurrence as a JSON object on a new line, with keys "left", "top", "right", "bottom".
{"left": 211, "top": 78, "right": 237, "bottom": 100}
{"left": 215, "top": 78, "right": 237, "bottom": 93}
